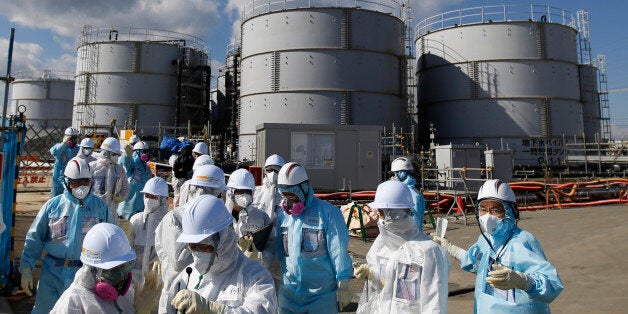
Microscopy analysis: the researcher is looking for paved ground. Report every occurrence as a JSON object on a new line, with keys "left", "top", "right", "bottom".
{"left": 2, "top": 187, "right": 627, "bottom": 313}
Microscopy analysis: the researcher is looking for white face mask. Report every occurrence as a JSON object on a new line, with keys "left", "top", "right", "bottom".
{"left": 144, "top": 197, "right": 160, "bottom": 212}
{"left": 191, "top": 251, "right": 215, "bottom": 274}
{"left": 82, "top": 148, "right": 93, "bottom": 157}
{"left": 479, "top": 214, "right": 501, "bottom": 234}
{"left": 109, "top": 155, "right": 119, "bottom": 163}
{"left": 72, "top": 185, "right": 90, "bottom": 200}
{"left": 234, "top": 194, "right": 252, "bottom": 208}
{"left": 267, "top": 171, "right": 277, "bottom": 184}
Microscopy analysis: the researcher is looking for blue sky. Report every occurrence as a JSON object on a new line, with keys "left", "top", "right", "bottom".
{"left": 1, "top": 0, "right": 626, "bottom": 137}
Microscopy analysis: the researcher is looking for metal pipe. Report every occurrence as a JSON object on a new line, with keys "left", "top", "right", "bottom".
{"left": 0, "top": 28, "right": 15, "bottom": 151}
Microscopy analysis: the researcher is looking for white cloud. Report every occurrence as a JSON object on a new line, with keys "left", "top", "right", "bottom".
{"left": 0, "top": 38, "right": 45, "bottom": 73}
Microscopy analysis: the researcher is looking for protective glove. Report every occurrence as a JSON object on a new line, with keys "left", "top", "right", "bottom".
{"left": 432, "top": 235, "right": 467, "bottom": 262}
{"left": 337, "top": 280, "right": 352, "bottom": 311}
{"left": 134, "top": 265, "right": 164, "bottom": 314}
{"left": 118, "top": 218, "right": 133, "bottom": 240}
{"left": 354, "top": 263, "right": 384, "bottom": 288}
{"left": 486, "top": 264, "right": 530, "bottom": 291}
{"left": 20, "top": 268, "right": 33, "bottom": 296}
{"left": 171, "top": 289, "right": 226, "bottom": 314}
{"left": 124, "top": 144, "right": 133, "bottom": 157}
{"left": 237, "top": 235, "right": 253, "bottom": 253}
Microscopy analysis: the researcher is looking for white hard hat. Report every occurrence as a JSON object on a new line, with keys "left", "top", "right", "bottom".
{"left": 79, "top": 138, "right": 94, "bottom": 149}
{"left": 80, "top": 223, "right": 136, "bottom": 270}
{"left": 141, "top": 177, "right": 168, "bottom": 197}
{"left": 129, "top": 135, "right": 140, "bottom": 145}
{"left": 368, "top": 180, "right": 414, "bottom": 209}
{"left": 264, "top": 154, "right": 285, "bottom": 168}
{"left": 391, "top": 157, "right": 413, "bottom": 172}
{"left": 227, "top": 169, "right": 255, "bottom": 190}
{"left": 193, "top": 154, "right": 214, "bottom": 171}
{"left": 177, "top": 195, "right": 233, "bottom": 243}
{"left": 190, "top": 165, "right": 226, "bottom": 190}
{"left": 133, "top": 141, "right": 148, "bottom": 150}
{"left": 278, "top": 162, "right": 308, "bottom": 186}
{"left": 100, "top": 137, "right": 121, "bottom": 154}
{"left": 64, "top": 158, "right": 92, "bottom": 179}
{"left": 64, "top": 127, "right": 78, "bottom": 136}
{"left": 477, "top": 179, "right": 516, "bottom": 203}
{"left": 193, "top": 142, "right": 209, "bottom": 155}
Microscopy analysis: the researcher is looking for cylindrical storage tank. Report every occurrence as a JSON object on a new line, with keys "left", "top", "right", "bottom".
{"left": 73, "top": 27, "right": 209, "bottom": 137}
{"left": 416, "top": 5, "right": 583, "bottom": 166}
{"left": 579, "top": 64, "right": 600, "bottom": 141}
{"left": 10, "top": 71, "right": 75, "bottom": 129}
{"left": 239, "top": 1, "right": 406, "bottom": 159}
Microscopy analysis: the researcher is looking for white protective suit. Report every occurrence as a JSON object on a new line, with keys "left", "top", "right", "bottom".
{"left": 130, "top": 198, "right": 169, "bottom": 285}
{"left": 50, "top": 265, "right": 135, "bottom": 313}
{"left": 358, "top": 218, "right": 450, "bottom": 313}
{"left": 166, "top": 226, "right": 277, "bottom": 314}
{"left": 252, "top": 175, "right": 283, "bottom": 223}
{"left": 90, "top": 158, "right": 130, "bottom": 224}
{"left": 155, "top": 206, "right": 192, "bottom": 313}
{"left": 226, "top": 192, "right": 275, "bottom": 267}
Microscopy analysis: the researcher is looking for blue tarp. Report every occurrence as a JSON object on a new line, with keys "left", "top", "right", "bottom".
{"left": 0, "top": 130, "right": 23, "bottom": 285}
{"left": 159, "top": 136, "right": 194, "bottom": 160}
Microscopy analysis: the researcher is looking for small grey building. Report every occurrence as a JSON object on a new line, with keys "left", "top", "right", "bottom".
{"left": 256, "top": 123, "right": 382, "bottom": 191}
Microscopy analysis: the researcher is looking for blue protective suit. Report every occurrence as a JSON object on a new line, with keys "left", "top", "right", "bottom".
{"left": 117, "top": 151, "right": 152, "bottom": 220}
{"left": 20, "top": 189, "right": 113, "bottom": 314}
{"left": 460, "top": 203, "right": 563, "bottom": 313}
{"left": 49, "top": 143, "right": 79, "bottom": 197}
{"left": 276, "top": 185, "right": 353, "bottom": 313}
{"left": 398, "top": 174, "right": 426, "bottom": 231}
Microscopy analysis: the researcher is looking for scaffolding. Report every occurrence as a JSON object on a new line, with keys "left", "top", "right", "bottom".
{"left": 75, "top": 25, "right": 99, "bottom": 129}
{"left": 597, "top": 54, "right": 612, "bottom": 141}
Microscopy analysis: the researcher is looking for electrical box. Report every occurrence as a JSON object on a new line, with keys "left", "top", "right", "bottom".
{"left": 434, "top": 144, "right": 482, "bottom": 191}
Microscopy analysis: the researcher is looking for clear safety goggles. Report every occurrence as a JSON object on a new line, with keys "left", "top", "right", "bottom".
{"left": 378, "top": 208, "right": 413, "bottom": 220}
{"left": 478, "top": 200, "right": 506, "bottom": 216}
{"left": 188, "top": 233, "right": 219, "bottom": 252}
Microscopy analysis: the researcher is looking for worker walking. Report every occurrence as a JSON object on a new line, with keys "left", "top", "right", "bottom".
{"left": 20, "top": 158, "right": 113, "bottom": 313}
{"left": 434, "top": 179, "right": 563, "bottom": 313}
{"left": 50, "top": 223, "right": 162, "bottom": 313}
{"left": 276, "top": 162, "right": 354, "bottom": 313}
{"left": 90, "top": 137, "right": 130, "bottom": 225}
{"left": 75, "top": 137, "right": 96, "bottom": 164}
{"left": 50, "top": 127, "right": 80, "bottom": 197}
{"left": 129, "top": 177, "right": 169, "bottom": 285}
{"left": 154, "top": 165, "right": 227, "bottom": 313}
{"left": 118, "top": 140, "right": 153, "bottom": 220}
{"left": 355, "top": 180, "right": 450, "bottom": 313}
{"left": 166, "top": 195, "right": 277, "bottom": 313}
{"left": 391, "top": 157, "right": 430, "bottom": 231}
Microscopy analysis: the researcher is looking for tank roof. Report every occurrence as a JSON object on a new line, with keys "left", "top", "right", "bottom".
{"left": 78, "top": 25, "right": 208, "bottom": 53}
{"left": 416, "top": 4, "right": 576, "bottom": 38}
{"left": 241, "top": 0, "right": 403, "bottom": 21}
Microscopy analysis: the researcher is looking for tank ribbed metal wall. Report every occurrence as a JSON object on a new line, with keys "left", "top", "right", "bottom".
{"left": 10, "top": 71, "right": 74, "bottom": 129}
{"left": 72, "top": 27, "right": 208, "bottom": 137}
{"left": 579, "top": 64, "right": 601, "bottom": 141}
{"left": 239, "top": 7, "right": 405, "bottom": 159}
{"left": 416, "top": 6, "right": 584, "bottom": 166}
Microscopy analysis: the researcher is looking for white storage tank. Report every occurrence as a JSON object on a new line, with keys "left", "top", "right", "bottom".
{"left": 73, "top": 26, "right": 209, "bottom": 137}
{"left": 238, "top": 0, "right": 406, "bottom": 159}
{"left": 10, "top": 70, "right": 75, "bottom": 129}
{"left": 416, "top": 5, "right": 583, "bottom": 166}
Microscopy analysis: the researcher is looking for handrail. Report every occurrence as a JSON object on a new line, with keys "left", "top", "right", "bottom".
{"left": 241, "top": 0, "right": 403, "bottom": 21}
{"left": 78, "top": 26, "right": 208, "bottom": 53}
{"left": 13, "top": 70, "right": 75, "bottom": 81}
{"left": 416, "top": 4, "right": 575, "bottom": 38}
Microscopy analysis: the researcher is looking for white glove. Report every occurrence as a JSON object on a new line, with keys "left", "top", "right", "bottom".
{"left": 172, "top": 289, "right": 226, "bottom": 314}
{"left": 432, "top": 235, "right": 467, "bottom": 262}
{"left": 20, "top": 268, "right": 33, "bottom": 296}
{"left": 134, "top": 265, "right": 164, "bottom": 314}
{"left": 486, "top": 264, "right": 530, "bottom": 291}
{"left": 118, "top": 218, "right": 133, "bottom": 240}
{"left": 354, "top": 263, "right": 372, "bottom": 280}
{"left": 337, "top": 280, "right": 352, "bottom": 311}
{"left": 353, "top": 263, "right": 384, "bottom": 288}
{"left": 237, "top": 235, "right": 254, "bottom": 253}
